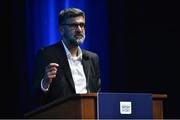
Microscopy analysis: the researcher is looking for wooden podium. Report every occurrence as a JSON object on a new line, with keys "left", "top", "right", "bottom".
{"left": 152, "top": 94, "right": 167, "bottom": 119}
{"left": 25, "top": 93, "right": 167, "bottom": 119}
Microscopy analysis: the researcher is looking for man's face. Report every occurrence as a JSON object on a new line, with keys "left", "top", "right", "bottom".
{"left": 61, "top": 16, "right": 85, "bottom": 46}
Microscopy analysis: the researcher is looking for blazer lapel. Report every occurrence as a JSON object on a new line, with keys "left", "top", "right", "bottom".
{"left": 54, "top": 43, "right": 91, "bottom": 93}
{"left": 55, "top": 42, "right": 76, "bottom": 92}
{"left": 82, "top": 50, "right": 91, "bottom": 93}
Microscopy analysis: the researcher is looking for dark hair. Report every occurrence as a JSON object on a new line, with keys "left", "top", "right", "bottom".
{"left": 58, "top": 8, "right": 85, "bottom": 26}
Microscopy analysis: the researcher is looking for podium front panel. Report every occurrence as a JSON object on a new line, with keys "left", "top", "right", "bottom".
{"left": 97, "top": 93, "right": 152, "bottom": 119}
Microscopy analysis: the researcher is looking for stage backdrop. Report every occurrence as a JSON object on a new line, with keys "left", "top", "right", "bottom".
{"left": 20, "top": 0, "right": 109, "bottom": 114}
{"left": 6, "top": 0, "right": 180, "bottom": 118}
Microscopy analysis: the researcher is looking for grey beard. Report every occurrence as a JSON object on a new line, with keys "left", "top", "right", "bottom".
{"left": 70, "top": 34, "right": 85, "bottom": 47}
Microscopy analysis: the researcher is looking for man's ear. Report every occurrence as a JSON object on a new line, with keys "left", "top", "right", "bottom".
{"left": 59, "top": 26, "right": 64, "bottom": 35}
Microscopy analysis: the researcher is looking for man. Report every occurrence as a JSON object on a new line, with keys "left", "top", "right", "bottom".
{"left": 32, "top": 8, "right": 101, "bottom": 107}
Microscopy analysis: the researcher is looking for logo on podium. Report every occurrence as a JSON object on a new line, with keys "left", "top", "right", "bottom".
{"left": 120, "top": 101, "right": 132, "bottom": 114}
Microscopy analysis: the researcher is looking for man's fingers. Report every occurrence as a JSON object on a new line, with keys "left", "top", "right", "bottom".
{"left": 47, "top": 70, "right": 57, "bottom": 76}
{"left": 46, "top": 67, "right": 58, "bottom": 73}
{"left": 46, "top": 63, "right": 59, "bottom": 69}
{"left": 49, "top": 63, "right": 59, "bottom": 67}
{"left": 44, "top": 63, "right": 59, "bottom": 83}
{"left": 48, "top": 74, "right": 56, "bottom": 79}
{"left": 45, "top": 63, "right": 59, "bottom": 72}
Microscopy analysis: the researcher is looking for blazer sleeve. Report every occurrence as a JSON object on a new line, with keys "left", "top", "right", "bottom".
{"left": 91, "top": 53, "right": 101, "bottom": 92}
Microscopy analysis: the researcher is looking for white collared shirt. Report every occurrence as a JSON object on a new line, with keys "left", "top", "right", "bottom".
{"left": 62, "top": 41, "right": 87, "bottom": 94}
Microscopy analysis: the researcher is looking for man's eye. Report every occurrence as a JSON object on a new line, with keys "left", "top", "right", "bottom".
{"left": 70, "top": 24, "right": 77, "bottom": 27}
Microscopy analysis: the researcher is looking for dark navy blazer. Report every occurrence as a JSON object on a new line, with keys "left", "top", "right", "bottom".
{"left": 32, "top": 41, "right": 101, "bottom": 107}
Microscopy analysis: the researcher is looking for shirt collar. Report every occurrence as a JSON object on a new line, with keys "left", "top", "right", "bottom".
{"left": 61, "top": 40, "right": 83, "bottom": 61}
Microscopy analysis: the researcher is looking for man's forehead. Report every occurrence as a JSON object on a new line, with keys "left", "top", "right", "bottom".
{"left": 66, "top": 16, "right": 85, "bottom": 23}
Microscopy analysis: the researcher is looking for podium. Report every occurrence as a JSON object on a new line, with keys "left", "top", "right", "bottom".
{"left": 25, "top": 93, "right": 167, "bottom": 119}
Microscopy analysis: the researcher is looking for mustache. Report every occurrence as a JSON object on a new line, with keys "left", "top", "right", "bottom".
{"left": 74, "top": 33, "right": 84, "bottom": 37}
{"left": 75, "top": 31, "right": 84, "bottom": 35}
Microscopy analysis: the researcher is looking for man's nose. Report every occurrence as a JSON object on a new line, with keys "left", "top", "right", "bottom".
{"left": 76, "top": 25, "right": 83, "bottom": 32}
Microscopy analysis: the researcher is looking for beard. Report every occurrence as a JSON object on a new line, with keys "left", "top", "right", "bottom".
{"left": 69, "top": 33, "right": 85, "bottom": 47}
